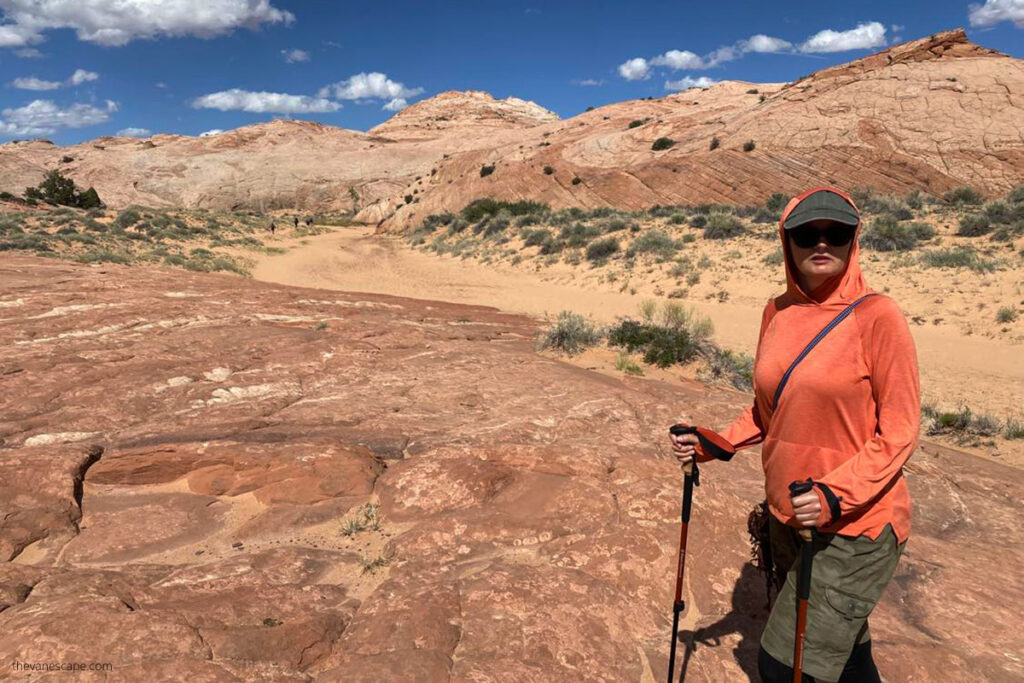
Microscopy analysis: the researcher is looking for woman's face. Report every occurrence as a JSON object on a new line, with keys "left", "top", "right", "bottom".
{"left": 787, "top": 218, "right": 855, "bottom": 292}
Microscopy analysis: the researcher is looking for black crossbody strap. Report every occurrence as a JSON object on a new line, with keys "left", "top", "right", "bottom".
{"left": 771, "top": 293, "right": 878, "bottom": 410}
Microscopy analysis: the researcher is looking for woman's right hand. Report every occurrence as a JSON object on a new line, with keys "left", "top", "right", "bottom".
{"left": 670, "top": 432, "right": 699, "bottom": 467}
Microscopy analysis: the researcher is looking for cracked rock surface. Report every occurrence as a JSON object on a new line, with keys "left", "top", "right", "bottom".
{"left": 0, "top": 254, "right": 1021, "bottom": 681}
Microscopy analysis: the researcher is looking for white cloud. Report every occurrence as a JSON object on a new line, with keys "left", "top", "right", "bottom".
{"left": 318, "top": 72, "right": 423, "bottom": 101}
{"left": 665, "top": 76, "right": 718, "bottom": 91}
{"left": 742, "top": 34, "right": 793, "bottom": 53}
{"left": 69, "top": 69, "right": 99, "bottom": 85}
{"left": 622, "top": 32, "right": 793, "bottom": 83}
{"left": 281, "top": 48, "right": 310, "bottom": 63}
{"left": 890, "top": 24, "right": 906, "bottom": 33}
{"left": 10, "top": 69, "right": 100, "bottom": 91}
{"left": 116, "top": 127, "right": 150, "bottom": 137}
{"left": 0, "top": 0, "right": 294, "bottom": 47}
{"left": 969, "top": 0, "right": 1024, "bottom": 27}
{"left": 14, "top": 47, "right": 43, "bottom": 58}
{"left": 199, "top": 128, "right": 224, "bottom": 137}
{"left": 12, "top": 76, "right": 61, "bottom": 90}
{"left": 382, "top": 97, "right": 407, "bottom": 111}
{"left": 651, "top": 49, "right": 705, "bottom": 70}
{"left": 0, "top": 99, "right": 117, "bottom": 136}
{"left": 618, "top": 57, "right": 650, "bottom": 80}
{"left": 575, "top": 78, "right": 604, "bottom": 86}
{"left": 799, "top": 22, "right": 887, "bottom": 53}
{"left": 191, "top": 88, "right": 341, "bottom": 114}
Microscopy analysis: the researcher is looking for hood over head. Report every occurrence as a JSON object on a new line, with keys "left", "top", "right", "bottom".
{"left": 778, "top": 186, "right": 871, "bottom": 306}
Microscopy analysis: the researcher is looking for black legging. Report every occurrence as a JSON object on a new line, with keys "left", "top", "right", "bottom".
{"left": 757, "top": 641, "right": 881, "bottom": 683}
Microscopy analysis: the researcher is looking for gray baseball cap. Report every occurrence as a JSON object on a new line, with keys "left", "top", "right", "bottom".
{"left": 783, "top": 189, "right": 859, "bottom": 230}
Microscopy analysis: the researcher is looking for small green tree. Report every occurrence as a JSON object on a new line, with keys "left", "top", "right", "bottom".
{"left": 78, "top": 187, "right": 102, "bottom": 209}
{"left": 652, "top": 137, "right": 675, "bottom": 151}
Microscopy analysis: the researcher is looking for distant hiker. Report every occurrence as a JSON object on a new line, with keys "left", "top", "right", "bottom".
{"left": 269, "top": 221, "right": 276, "bottom": 236}
{"left": 305, "top": 216, "right": 313, "bottom": 227}
{"left": 671, "top": 187, "right": 918, "bottom": 683}
{"left": 293, "top": 216, "right": 299, "bottom": 229}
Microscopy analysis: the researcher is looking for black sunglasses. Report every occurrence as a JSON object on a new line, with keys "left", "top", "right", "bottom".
{"left": 788, "top": 224, "right": 856, "bottom": 249}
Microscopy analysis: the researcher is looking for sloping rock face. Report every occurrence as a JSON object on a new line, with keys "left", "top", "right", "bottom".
{"left": 1, "top": 254, "right": 1022, "bottom": 680}
{"left": 0, "top": 93, "right": 558, "bottom": 215}
{"left": 379, "top": 29, "right": 1024, "bottom": 231}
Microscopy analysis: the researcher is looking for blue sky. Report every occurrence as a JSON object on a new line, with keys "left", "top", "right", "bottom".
{"left": 1, "top": 0, "right": 1022, "bottom": 144}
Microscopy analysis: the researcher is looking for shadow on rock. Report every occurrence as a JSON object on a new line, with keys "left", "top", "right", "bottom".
{"left": 679, "top": 562, "right": 773, "bottom": 681}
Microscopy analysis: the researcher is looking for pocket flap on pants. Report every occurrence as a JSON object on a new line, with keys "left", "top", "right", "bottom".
{"left": 824, "top": 586, "right": 873, "bottom": 619}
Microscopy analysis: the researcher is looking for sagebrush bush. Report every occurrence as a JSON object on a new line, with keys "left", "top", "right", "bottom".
{"left": 480, "top": 164, "right": 495, "bottom": 177}
{"left": 627, "top": 229, "right": 679, "bottom": 257}
{"left": 689, "top": 214, "right": 707, "bottom": 229}
{"left": 538, "top": 311, "right": 602, "bottom": 355}
{"left": 709, "top": 136, "right": 720, "bottom": 151}
{"left": 996, "top": 306, "right": 1018, "bottom": 323}
{"left": 703, "top": 212, "right": 745, "bottom": 239}
{"left": 860, "top": 215, "right": 917, "bottom": 251}
{"left": 697, "top": 348, "right": 754, "bottom": 390}
{"left": 919, "top": 247, "right": 997, "bottom": 272}
{"left": 522, "top": 228, "right": 552, "bottom": 247}
{"left": 742, "top": 140, "right": 756, "bottom": 152}
{"left": 586, "top": 237, "right": 620, "bottom": 261}
{"left": 957, "top": 214, "right": 991, "bottom": 237}
{"left": 765, "top": 193, "right": 788, "bottom": 212}
{"left": 606, "top": 302, "right": 713, "bottom": 368}
{"left": 944, "top": 186, "right": 983, "bottom": 206}
{"left": 461, "top": 198, "right": 548, "bottom": 222}
{"left": 560, "top": 222, "right": 603, "bottom": 248}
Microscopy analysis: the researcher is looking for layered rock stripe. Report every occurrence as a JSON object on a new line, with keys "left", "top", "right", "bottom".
{"left": 0, "top": 255, "right": 1021, "bottom": 680}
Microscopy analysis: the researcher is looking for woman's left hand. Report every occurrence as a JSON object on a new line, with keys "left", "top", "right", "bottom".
{"left": 792, "top": 491, "right": 822, "bottom": 528}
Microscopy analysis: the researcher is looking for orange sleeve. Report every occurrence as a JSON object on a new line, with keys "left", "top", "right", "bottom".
{"left": 815, "top": 299, "right": 920, "bottom": 523}
{"left": 713, "top": 301, "right": 774, "bottom": 458}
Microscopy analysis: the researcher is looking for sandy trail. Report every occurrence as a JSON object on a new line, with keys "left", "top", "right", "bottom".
{"left": 252, "top": 228, "right": 1024, "bottom": 426}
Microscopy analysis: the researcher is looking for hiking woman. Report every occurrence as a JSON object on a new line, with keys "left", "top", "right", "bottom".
{"left": 671, "top": 187, "right": 920, "bottom": 682}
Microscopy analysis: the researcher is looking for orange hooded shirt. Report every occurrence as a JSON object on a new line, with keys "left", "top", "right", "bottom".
{"left": 703, "top": 187, "right": 920, "bottom": 542}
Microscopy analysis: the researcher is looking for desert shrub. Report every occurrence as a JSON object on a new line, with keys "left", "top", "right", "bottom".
{"left": 586, "top": 237, "right": 620, "bottom": 261}
{"left": 607, "top": 302, "right": 713, "bottom": 368}
{"left": 523, "top": 228, "right": 553, "bottom": 247}
{"left": 703, "top": 212, "right": 745, "bottom": 239}
{"left": 542, "top": 165, "right": 554, "bottom": 175}
{"left": 904, "top": 190, "right": 924, "bottom": 210}
{"left": 1007, "top": 186, "right": 1024, "bottom": 204}
{"left": 990, "top": 221, "right": 1024, "bottom": 242}
{"left": 537, "top": 311, "right": 602, "bottom": 355}
{"left": 668, "top": 213, "right": 688, "bottom": 225}
{"left": 922, "top": 403, "right": 1001, "bottom": 445}
{"left": 956, "top": 214, "right": 991, "bottom": 237}
{"left": 539, "top": 237, "right": 565, "bottom": 255}
{"left": 559, "top": 222, "right": 602, "bottom": 248}
{"left": 627, "top": 119, "right": 649, "bottom": 129}
{"left": 600, "top": 217, "right": 630, "bottom": 233}
{"left": 709, "top": 136, "right": 720, "bottom": 151}
{"left": 480, "top": 164, "right": 495, "bottom": 177}
{"left": 1005, "top": 417, "right": 1024, "bottom": 440}
{"left": 480, "top": 210, "right": 512, "bottom": 237}
{"left": 113, "top": 207, "right": 142, "bottom": 228}
{"left": 651, "top": 137, "right": 675, "bottom": 151}
{"left": 860, "top": 215, "right": 917, "bottom": 251}
{"left": 996, "top": 306, "right": 1018, "bottom": 323}
{"left": 742, "top": 140, "right": 756, "bottom": 152}
{"left": 689, "top": 214, "right": 707, "bottom": 228}
{"left": 944, "top": 186, "right": 983, "bottom": 206}
{"left": 404, "top": 194, "right": 413, "bottom": 205}
{"left": 422, "top": 212, "right": 455, "bottom": 230}
{"left": 461, "top": 198, "right": 548, "bottom": 222}
{"left": 572, "top": 177, "right": 582, "bottom": 185}
{"left": 919, "top": 247, "right": 997, "bottom": 272}
{"left": 763, "top": 247, "right": 783, "bottom": 265}
{"left": 73, "top": 247, "right": 131, "bottom": 264}
{"left": 983, "top": 201, "right": 1012, "bottom": 224}
{"left": 447, "top": 218, "right": 469, "bottom": 234}
{"left": 627, "top": 229, "right": 679, "bottom": 257}
{"left": 614, "top": 353, "right": 644, "bottom": 376}
{"left": 904, "top": 222, "right": 936, "bottom": 241}
{"left": 697, "top": 348, "right": 754, "bottom": 390}
{"left": 752, "top": 207, "right": 780, "bottom": 224}
{"left": 765, "top": 193, "right": 788, "bottom": 212}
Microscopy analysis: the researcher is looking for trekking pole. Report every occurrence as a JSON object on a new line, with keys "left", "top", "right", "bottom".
{"left": 667, "top": 425, "right": 700, "bottom": 683}
{"left": 789, "top": 479, "right": 818, "bottom": 683}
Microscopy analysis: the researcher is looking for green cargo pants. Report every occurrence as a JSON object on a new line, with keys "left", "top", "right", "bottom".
{"left": 760, "top": 516, "right": 905, "bottom": 682}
